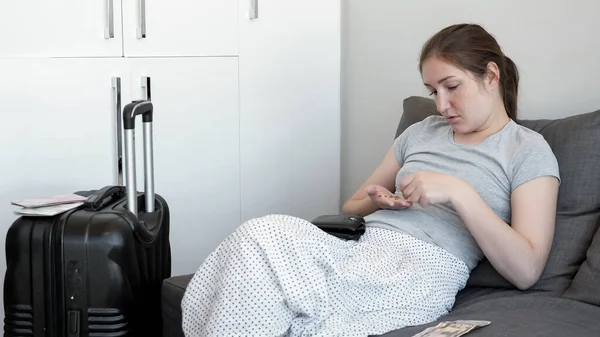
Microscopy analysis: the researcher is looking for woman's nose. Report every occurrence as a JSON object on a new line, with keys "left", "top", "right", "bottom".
{"left": 435, "top": 94, "right": 450, "bottom": 113}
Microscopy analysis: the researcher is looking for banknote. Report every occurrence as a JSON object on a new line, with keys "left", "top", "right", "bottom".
{"left": 411, "top": 320, "right": 491, "bottom": 337}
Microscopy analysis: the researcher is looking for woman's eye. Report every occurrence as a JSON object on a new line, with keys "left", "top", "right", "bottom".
{"left": 428, "top": 85, "right": 458, "bottom": 96}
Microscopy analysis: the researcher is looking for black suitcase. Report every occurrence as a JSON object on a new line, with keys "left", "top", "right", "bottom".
{"left": 4, "top": 100, "right": 171, "bottom": 337}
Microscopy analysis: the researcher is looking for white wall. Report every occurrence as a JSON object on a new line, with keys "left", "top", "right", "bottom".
{"left": 341, "top": 0, "right": 600, "bottom": 205}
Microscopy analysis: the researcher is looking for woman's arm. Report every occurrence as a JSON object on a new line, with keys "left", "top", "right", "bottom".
{"left": 451, "top": 176, "right": 559, "bottom": 290}
{"left": 342, "top": 146, "right": 400, "bottom": 216}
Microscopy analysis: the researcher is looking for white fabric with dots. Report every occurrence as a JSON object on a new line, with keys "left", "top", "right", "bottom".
{"left": 181, "top": 214, "right": 470, "bottom": 337}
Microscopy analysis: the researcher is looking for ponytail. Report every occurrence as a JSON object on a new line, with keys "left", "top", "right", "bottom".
{"left": 502, "top": 56, "right": 519, "bottom": 121}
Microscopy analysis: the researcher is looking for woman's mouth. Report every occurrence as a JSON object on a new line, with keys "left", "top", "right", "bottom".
{"left": 446, "top": 116, "right": 460, "bottom": 124}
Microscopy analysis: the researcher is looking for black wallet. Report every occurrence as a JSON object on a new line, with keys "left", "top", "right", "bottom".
{"left": 311, "top": 214, "right": 366, "bottom": 241}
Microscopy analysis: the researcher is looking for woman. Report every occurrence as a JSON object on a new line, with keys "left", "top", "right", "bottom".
{"left": 181, "top": 23, "right": 560, "bottom": 337}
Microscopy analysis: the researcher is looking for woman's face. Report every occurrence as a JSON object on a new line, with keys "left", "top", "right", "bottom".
{"left": 421, "top": 57, "right": 499, "bottom": 135}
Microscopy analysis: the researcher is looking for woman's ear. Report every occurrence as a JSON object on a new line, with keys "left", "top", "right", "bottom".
{"left": 485, "top": 61, "right": 501, "bottom": 90}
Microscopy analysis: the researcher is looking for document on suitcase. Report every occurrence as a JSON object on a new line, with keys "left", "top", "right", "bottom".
{"left": 4, "top": 100, "right": 171, "bottom": 337}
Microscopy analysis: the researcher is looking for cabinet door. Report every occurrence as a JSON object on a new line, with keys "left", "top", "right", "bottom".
{"left": 122, "top": 0, "right": 238, "bottom": 57}
{"left": 238, "top": 0, "right": 341, "bottom": 222}
{"left": 0, "top": 58, "right": 129, "bottom": 299}
{"left": 0, "top": 0, "right": 123, "bottom": 57}
{"left": 128, "top": 58, "right": 240, "bottom": 275}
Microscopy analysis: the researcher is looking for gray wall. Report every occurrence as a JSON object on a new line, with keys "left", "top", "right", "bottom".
{"left": 341, "top": 0, "right": 600, "bottom": 206}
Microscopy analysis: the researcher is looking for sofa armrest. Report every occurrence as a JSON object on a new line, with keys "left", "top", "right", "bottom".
{"left": 162, "top": 275, "right": 194, "bottom": 337}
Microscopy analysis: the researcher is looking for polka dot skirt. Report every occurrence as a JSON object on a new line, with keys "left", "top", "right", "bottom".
{"left": 181, "top": 214, "right": 470, "bottom": 337}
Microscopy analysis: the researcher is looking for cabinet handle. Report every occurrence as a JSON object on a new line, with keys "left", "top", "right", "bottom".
{"left": 112, "top": 77, "right": 123, "bottom": 186}
{"left": 105, "top": 0, "right": 114, "bottom": 39}
{"left": 249, "top": 0, "right": 258, "bottom": 20}
{"left": 137, "top": 0, "right": 147, "bottom": 39}
{"left": 141, "top": 76, "right": 151, "bottom": 100}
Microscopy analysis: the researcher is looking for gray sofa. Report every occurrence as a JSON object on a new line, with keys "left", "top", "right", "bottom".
{"left": 161, "top": 96, "right": 600, "bottom": 336}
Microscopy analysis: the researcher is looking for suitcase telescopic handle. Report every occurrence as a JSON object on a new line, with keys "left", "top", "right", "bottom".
{"left": 122, "top": 100, "right": 155, "bottom": 217}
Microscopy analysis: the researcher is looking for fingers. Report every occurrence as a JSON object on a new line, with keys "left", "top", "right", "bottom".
{"left": 365, "top": 185, "right": 414, "bottom": 210}
{"left": 406, "top": 189, "right": 420, "bottom": 204}
{"left": 393, "top": 198, "right": 412, "bottom": 209}
{"left": 375, "top": 193, "right": 395, "bottom": 207}
{"left": 376, "top": 193, "right": 411, "bottom": 208}
{"left": 407, "top": 191, "right": 430, "bottom": 207}
{"left": 366, "top": 184, "right": 390, "bottom": 196}
{"left": 401, "top": 182, "right": 416, "bottom": 201}
{"left": 399, "top": 173, "right": 416, "bottom": 190}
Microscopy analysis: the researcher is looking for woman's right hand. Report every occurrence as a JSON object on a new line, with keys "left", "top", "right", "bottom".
{"left": 366, "top": 184, "right": 413, "bottom": 210}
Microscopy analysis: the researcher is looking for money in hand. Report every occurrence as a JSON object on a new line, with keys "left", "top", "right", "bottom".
{"left": 379, "top": 193, "right": 407, "bottom": 200}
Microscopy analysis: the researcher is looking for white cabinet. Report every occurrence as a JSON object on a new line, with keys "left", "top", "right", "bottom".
{"left": 122, "top": 0, "right": 239, "bottom": 57}
{"left": 0, "top": 58, "right": 127, "bottom": 197}
{"left": 0, "top": 0, "right": 124, "bottom": 57}
{"left": 238, "top": 0, "right": 341, "bottom": 222}
{"left": 0, "top": 58, "right": 128, "bottom": 276}
{"left": 0, "top": 57, "right": 243, "bottom": 277}
{"left": 127, "top": 58, "right": 241, "bottom": 274}
{"left": 0, "top": 0, "right": 238, "bottom": 58}
{"left": 0, "top": 0, "right": 341, "bottom": 281}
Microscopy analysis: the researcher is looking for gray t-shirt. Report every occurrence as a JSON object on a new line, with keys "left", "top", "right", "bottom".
{"left": 364, "top": 115, "right": 561, "bottom": 270}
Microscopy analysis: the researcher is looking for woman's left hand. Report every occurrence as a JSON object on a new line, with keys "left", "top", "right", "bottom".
{"left": 399, "top": 171, "right": 466, "bottom": 207}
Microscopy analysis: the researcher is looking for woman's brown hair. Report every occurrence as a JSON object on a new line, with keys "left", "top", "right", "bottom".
{"left": 419, "top": 24, "right": 520, "bottom": 121}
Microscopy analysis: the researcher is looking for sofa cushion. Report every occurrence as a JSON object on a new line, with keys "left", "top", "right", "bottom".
{"left": 379, "top": 294, "right": 600, "bottom": 337}
{"left": 453, "top": 286, "right": 559, "bottom": 309}
{"left": 563, "top": 215, "right": 600, "bottom": 306}
{"left": 397, "top": 96, "right": 600, "bottom": 293}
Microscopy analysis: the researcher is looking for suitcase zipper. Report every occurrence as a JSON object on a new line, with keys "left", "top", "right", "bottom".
{"left": 53, "top": 208, "right": 79, "bottom": 336}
